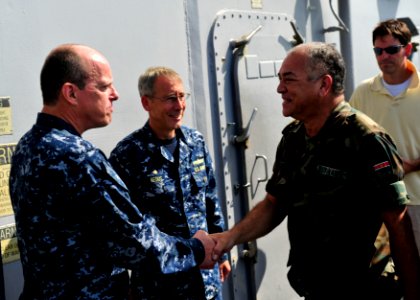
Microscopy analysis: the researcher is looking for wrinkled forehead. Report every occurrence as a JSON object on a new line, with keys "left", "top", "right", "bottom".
{"left": 87, "top": 58, "right": 113, "bottom": 82}
{"left": 154, "top": 75, "right": 184, "bottom": 91}
{"left": 279, "top": 52, "right": 306, "bottom": 77}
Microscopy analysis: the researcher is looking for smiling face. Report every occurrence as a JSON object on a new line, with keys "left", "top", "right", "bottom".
{"left": 142, "top": 75, "right": 186, "bottom": 139}
{"left": 276, "top": 51, "right": 325, "bottom": 122}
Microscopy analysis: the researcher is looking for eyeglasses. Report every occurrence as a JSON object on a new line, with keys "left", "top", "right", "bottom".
{"left": 148, "top": 93, "right": 190, "bottom": 104}
{"left": 373, "top": 45, "right": 405, "bottom": 56}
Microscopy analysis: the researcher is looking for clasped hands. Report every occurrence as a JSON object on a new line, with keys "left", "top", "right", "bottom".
{"left": 193, "top": 230, "right": 234, "bottom": 269}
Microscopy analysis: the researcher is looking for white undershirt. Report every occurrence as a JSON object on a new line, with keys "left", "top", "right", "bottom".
{"left": 382, "top": 76, "right": 411, "bottom": 97}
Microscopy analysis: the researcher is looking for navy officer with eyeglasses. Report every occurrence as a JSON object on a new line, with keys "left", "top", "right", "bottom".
{"left": 109, "top": 66, "right": 231, "bottom": 300}
{"left": 350, "top": 18, "right": 420, "bottom": 297}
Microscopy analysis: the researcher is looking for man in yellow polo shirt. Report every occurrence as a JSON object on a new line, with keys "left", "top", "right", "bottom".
{"left": 350, "top": 19, "right": 420, "bottom": 256}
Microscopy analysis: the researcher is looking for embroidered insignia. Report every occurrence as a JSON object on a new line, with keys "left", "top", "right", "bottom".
{"left": 373, "top": 161, "right": 390, "bottom": 171}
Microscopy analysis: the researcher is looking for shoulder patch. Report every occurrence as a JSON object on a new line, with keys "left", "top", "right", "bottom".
{"left": 373, "top": 161, "right": 390, "bottom": 171}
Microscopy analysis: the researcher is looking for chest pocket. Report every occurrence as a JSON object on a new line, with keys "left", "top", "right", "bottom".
{"left": 191, "top": 158, "right": 208, "bottom": 189}
{"left": 146, "top": 169, "right": 168, "bottom": 194}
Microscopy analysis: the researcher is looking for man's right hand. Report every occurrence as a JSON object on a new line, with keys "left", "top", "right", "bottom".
{"left": 210, "top": 231, "right": 235, "bottom": 262}
{"left": 193, "top": 230, "right": 216, "bottom": 269}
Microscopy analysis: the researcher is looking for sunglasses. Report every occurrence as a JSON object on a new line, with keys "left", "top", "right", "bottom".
{"left": 373, "top": 45, "right": 405, "bottom": 56}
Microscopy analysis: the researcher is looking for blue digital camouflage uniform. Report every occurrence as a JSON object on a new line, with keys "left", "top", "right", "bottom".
{"left": 109, "top": 122, "right": 228, "bottom": 300}
{"left": 9, "top": 113, "right": 204, "bottom": 300}
{"left": 265, "top": 101, "right": 409, "bottom": 299}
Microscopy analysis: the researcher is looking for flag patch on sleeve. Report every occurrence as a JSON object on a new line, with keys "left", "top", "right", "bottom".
{"left": 373, "top": 161, "right": 390, "bottom": 171}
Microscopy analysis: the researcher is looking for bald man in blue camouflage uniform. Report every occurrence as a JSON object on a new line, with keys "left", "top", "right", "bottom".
{"left": 9, "top": 44, "right": 215, "bottom": 300}
{"left": 110, "top": 67, "right": 230, "bottom": 300}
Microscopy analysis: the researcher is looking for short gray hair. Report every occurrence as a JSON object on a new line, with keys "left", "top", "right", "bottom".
{"left": 138, "top": 66, "right": 182, "bottom": 97}
{"left": 292, "top": 42, "right": 346, "bottom": 95}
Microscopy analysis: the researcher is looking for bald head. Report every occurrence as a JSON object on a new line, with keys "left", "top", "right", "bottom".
{"left": 40, "top": 44, "right": 109, "bottom": 105}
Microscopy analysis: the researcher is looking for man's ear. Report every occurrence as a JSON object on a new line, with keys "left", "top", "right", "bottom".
{"left": 141, "top": 95, "right": 151, "bottom": 111}
{"left": 405, "top": 43, "right": 413, "bottom": 58}
{"left": 62, "top": 83, "right": 78, "bottom": 104}
{"left": 319, "top": 74, "right": 333, "bottom": 97}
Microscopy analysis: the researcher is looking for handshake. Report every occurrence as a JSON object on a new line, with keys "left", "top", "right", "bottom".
{"left": 193, "top": 230, "right": 235, "bottom": 269}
